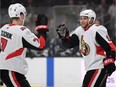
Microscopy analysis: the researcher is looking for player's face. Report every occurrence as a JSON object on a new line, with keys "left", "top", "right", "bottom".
{"left": 80, "top": 16, "right": 89, "bottom": 29}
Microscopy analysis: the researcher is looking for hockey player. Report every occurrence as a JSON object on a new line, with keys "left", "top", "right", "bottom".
{"left": 0, "top": 3, "right": 48, "bottom": 87}
{"left": 56, "top": 9, "right": 116, "bottom": 87}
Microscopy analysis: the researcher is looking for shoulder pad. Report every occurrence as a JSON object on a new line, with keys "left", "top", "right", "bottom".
{"left": 97, "top": 25, "right": 107, "bottom": 30}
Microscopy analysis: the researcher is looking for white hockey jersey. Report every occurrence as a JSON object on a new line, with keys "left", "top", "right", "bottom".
{"left": 73, "top": 24, "right": 115, "bottom": 71}
{"left": 0, "top": 24, "right": 45, "bottom": 75}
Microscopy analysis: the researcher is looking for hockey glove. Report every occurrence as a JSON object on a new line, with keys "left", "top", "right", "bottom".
{"left": 103, "top": 57, "right": 115, "bottom": 76}
{"left": 56, "top": 24, "right": 69, "bottom": 39}
{"left": 35, "top": 14, "right": 48, "bottom": 32}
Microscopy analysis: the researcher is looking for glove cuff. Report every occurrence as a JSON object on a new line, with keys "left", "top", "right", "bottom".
{"left": 103, "top": 58, "right": 115, "bottom": 66}
{"left": 35, "top": 25, "right": 48, "bottom": 31}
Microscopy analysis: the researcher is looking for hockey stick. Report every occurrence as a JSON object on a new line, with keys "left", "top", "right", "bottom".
{"left": 99, "top": 71, "right": 108, "bottom": 87}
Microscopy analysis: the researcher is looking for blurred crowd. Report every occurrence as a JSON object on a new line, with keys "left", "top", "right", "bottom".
{"left": 0, "top": 0, "right": 116, "bottom": 57}
{"left": 0, "top": 0, "right": 114, "bottom": 8}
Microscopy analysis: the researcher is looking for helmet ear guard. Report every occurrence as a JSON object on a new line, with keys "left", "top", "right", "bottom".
{"left": 89, "top": 17, "right": 94, "bottom": 24}
{"left": 80, "top": 9, "right": 96, "bottom": 23}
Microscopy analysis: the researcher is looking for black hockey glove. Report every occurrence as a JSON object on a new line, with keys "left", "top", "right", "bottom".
{"left": 35, "top": 14, "right": 48, "bottom": 32}
{"left": 56, "top": 24, "right": 69, "bottom": 39}
{"left": 103, "top": 57, "right": 115, "bottom": 76}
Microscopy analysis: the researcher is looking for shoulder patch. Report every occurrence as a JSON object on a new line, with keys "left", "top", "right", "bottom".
{"left": 20, "top": 26, "right": 26, "bottom": 31}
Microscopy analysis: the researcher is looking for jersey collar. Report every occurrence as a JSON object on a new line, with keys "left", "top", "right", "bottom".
{"left": 85, "top": 24, "right": 93, "bottom": 31}
{"left": 9, "top": 24, "right": 16, "bottom": 26}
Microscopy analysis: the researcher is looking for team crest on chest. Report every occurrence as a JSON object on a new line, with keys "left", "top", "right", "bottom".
{"left": 80, "top": 36, "right": 90, "bottom": 56}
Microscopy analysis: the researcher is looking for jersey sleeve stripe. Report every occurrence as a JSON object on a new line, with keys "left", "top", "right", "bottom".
{"left": 109, "top": 42, "right": 116, "bottom": 51}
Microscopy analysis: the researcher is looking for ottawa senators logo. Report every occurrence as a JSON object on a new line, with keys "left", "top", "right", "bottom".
{"left": 80, "top": 39, "right": 90, "bottom": 56}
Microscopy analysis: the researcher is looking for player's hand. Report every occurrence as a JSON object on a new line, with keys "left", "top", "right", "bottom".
{"left": 56, "top": 24, "right": 69, "bottom": 39}
{"left": 35, "top": 14, "right": 48, "bottom": 32}
{"left": 103, "top": 57, "right": 115, "bottom": 76}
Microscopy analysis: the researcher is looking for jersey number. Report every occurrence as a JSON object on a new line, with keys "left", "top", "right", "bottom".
{"left": 1, "top": 38, "right": 8, "bottom": 51}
